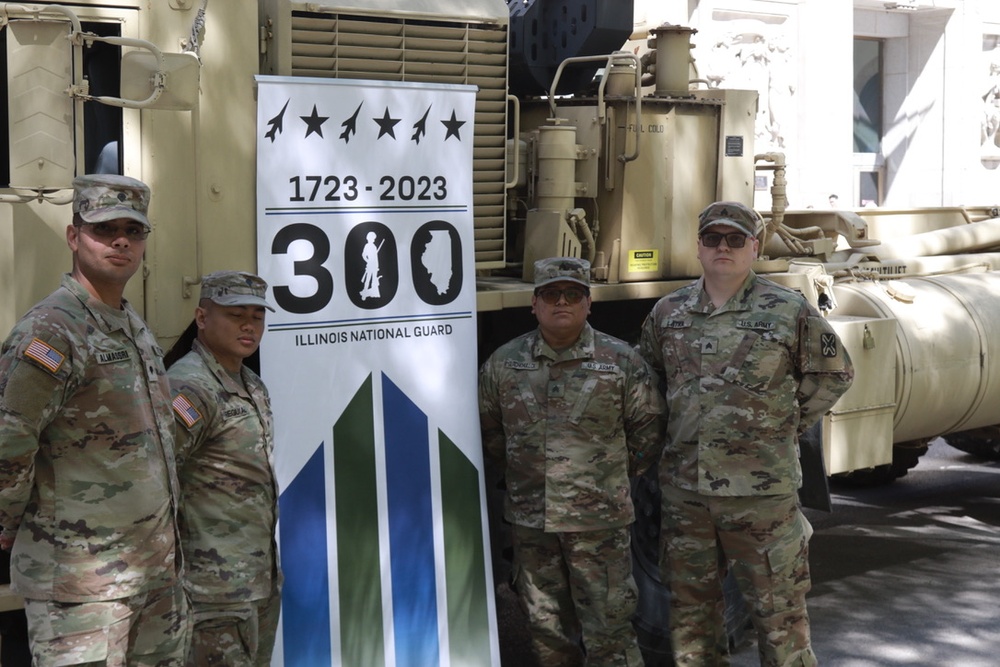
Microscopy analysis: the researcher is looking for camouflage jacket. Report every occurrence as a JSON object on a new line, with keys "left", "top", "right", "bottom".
{"left": 639, "top": 272, "right": 854, "bottom": 497}
{"left": 479, "top": 323, "right": 665, "bottom": 532}
{"left": 168, "top": 339, "right": 278, "bottom": 602}
{"left": 0, "top": 275, "right": 179, "bottom": 601}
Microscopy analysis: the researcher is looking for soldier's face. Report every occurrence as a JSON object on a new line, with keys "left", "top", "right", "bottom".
{"left": 196, "top": 302, "right": 266, "bottom": 372}
{"left": 67, "top": 218, "right": 146, "bottom": 287}
{"left": 697, "top": 224, "right": 758, "bottom": 280}
{"left": 531, "top": 280, "right": 591, "bottom": 343}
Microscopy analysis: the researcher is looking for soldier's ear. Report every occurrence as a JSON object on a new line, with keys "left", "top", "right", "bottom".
{"left": 194, "top": 306, "right": 208, "bottom": 330}
{"left": 66, "top": 224, "right": 80, "bottom": 252}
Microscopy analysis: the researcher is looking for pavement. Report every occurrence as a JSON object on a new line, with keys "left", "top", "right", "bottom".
{"left": 494, "top": 438, "right": 1000, "bottom": 666}
{"left": 732, "top": 438, "right": 1000, "bottom": 666}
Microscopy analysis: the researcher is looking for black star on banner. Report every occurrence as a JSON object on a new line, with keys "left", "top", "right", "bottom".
{"left": 265, "top": 100, "right": 289, "bottom": 142}
{"left": 341, "top": 102, "right": 362, "bottom": 143}
{"left": 374, "top": 107, "right": 401, "bottom": 139}
{"left": 301, "top": 105, "right": 329, "bottom": 138}
{"left": 441, "top": 110, "right": 466, "bottom": 141}
{"left": 412, "top": 106, "right": 430, "bottom": 144}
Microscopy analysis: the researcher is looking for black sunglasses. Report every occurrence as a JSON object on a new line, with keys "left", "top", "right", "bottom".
{"left": 700, "top": 232, "right": 749, "bottom": 248}
{"left": 535, "top": 287, "right": 589, "bottom": 305}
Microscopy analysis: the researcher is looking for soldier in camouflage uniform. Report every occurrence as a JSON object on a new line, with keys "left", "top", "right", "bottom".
{"left": 0, "top": 174, "right": 188, "bottom": 666}
{"left": 167, "top": 271, "right": 280, "bottom": 667}
{"left": 638, "top": 201, "right": 854, "bottom": 667}
{"left": 480, "top": 257, "right": 665, "bottom": 666}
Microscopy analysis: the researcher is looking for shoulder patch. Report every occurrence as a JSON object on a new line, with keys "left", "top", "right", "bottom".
{"left": 172, "top": 393, "right": 203, "bottom": 428}
{"left": 24, "top": 338, "right": 66, "bottom": 374}
{"left": 820, "top": 332, "right": 839, "bottom": 358}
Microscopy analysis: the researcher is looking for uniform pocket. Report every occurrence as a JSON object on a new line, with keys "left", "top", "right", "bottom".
{"left": 730, "top": 333, "right": 789, "bottom": 395}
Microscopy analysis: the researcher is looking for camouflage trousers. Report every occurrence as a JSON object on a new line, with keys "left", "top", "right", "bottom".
{"left": 511, "top": 524, "right": 644, "bottom": 667}
{"left": 23, "top": 580, "right": 189, "bottom": 667}
{"left": 186, "top": 581, "right": 280, "bottom": 667}
{"left": 660, "top": 486, "right": 817, "bottom": 667}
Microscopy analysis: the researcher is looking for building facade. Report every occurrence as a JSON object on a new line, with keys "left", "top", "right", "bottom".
{"left": 636, "top": 0, "right": 1000, "bottom": 210}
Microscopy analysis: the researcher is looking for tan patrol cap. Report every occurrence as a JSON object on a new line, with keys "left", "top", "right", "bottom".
{"left": 697, "top": 201, "right": 763, "bottom": 238}
{"left": 200, "top": 271, "right": 275, "bottom": 312}
{"left": 72, "top": 174, "right": 151, "bottom": 230}
{"left": 533, "top": 257, "right": 591, "bottom": 289}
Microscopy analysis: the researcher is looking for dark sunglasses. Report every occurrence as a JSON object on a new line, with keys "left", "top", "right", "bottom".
{"left": 76, "top": 222, "right": 150, "bottom": 241}
{"left": 535, "top": 287, "right": 589, "bottom": 305}
{"left": 700, "top": 232, "right": 749, "bottom": 248}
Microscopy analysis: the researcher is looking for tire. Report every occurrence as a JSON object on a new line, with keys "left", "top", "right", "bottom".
{"left": 943, "top": 428, "right": 1000, "bottom": 460}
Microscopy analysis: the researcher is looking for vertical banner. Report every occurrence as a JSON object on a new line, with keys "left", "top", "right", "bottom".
{"left": 255, "top": 76, "right": 497, "bottom": 667}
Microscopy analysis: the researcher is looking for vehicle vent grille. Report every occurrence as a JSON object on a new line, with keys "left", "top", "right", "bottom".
{"left": 288, "top": 11, "right": 508, "bottom": 268}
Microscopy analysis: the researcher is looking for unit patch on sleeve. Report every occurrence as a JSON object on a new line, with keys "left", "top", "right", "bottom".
{"left": 821, "top": 333, "right": 839, "bottom": 358}
{"left": 172, "top": 393, "right": 203, "bottom": 428}
{"left": 24, "top": 338, "right": 66, "bottom": 374}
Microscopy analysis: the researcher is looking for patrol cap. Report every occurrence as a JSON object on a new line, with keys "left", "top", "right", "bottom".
{"left": 534, "top": 257, "right": 591, "bottom": 289}
{"left": 697, "top": 201, "right": 763, "bottom": 238}
{"left": 72, "top": 174, "right": 151, "bottom": 230}
{"left": 200, "top": 271, "right": 275, "bottom": 312}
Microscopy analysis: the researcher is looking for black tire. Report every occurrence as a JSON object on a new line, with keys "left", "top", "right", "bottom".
{"left": 943, "top": 428, "right": 1000, "bottom": 460}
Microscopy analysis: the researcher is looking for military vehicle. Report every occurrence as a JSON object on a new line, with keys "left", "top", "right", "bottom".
{"left": 2, "top": 0, "right": 999, "bottom": 663}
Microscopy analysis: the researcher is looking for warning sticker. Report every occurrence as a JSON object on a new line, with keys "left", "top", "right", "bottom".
{"left": 627, "top": 249, "right": 658, "bottom": 273}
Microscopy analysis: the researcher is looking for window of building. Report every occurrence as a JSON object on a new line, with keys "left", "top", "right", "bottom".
{"left": 854, "top": 38, "right": 882, "bottom": 154}
{"left": 857, "top": 169, "right": 882, "bottom": 208}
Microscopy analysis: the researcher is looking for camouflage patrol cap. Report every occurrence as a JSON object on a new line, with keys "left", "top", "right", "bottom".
{"left": 534, "top": 257, "right": 591, "bottom": 288}
{"left": 697, "top": 201, "right": 763, "bottom": 238}
{"left": 72, "top": 174, "right": 151, "bottom": 230}
{"left": 200, "top": 271, "right": 275, "bottom": 312}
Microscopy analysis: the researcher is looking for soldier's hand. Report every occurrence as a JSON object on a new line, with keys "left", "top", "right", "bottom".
{"left": 0, "top": 529, "right": 15, "bottom": 551}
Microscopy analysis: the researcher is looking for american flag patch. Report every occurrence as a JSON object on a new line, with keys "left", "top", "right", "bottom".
{"left": 172, "top": 393, "right": 202, "bottom": 428}
{"left": 24, "top": 338, "right": 65, "bottom": 374}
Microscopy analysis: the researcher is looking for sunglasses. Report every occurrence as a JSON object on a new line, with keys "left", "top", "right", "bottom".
{"left": 700, "top": 232, "right": 749, "bottom": 248}
{"left": 76, "top": 222, "right": 150, "bottom": 241}
{"left": 535, "top": 287, "right": 589, "bottom": 305}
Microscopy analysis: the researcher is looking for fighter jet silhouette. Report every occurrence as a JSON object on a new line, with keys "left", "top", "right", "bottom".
{"left": 412, "top": 106, "right": 431, "bottom": 144}
{"left": 264, "top": 100, "right": 289, "bottom": 142}
{"left": 341, "top": 102, "right": 363, "bottom": 143}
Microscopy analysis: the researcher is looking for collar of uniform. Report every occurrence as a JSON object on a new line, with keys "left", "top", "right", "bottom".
{"left": 690, "top": 271, "right": 759, "bottom": 314}
{"left": 192, "top": 337, "right": 252, "bottom": 398}
{"left": 61, "top": 273, "right": 133, "bottom": 334}
{"left": 532, "top": 321, "right": 595, "bottom": 361}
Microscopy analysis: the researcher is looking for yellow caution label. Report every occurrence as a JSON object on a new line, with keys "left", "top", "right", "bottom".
{"left": 627, "top": 249, "right": 658, "bottom": 273}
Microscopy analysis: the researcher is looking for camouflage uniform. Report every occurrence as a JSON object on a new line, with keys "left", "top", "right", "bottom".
{"left": 639, "top": 269, "right": 854, "bottom": 667}
{"left": 168, "top": 273, "right": 279, "bottom": 667}
{"left": 480, "top": 258, "right": 665, "bottom": 667}
{"left": 0, "top": 272, "right": 187, "bottom": 665}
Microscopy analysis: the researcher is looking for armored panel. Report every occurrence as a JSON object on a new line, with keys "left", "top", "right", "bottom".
{"left": 6, "top": 20, "right": 77, "bottom": 189}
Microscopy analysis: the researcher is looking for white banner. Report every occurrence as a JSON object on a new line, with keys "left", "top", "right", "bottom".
{"left": 255, "top": 76, "right": 497, "bottom": 667}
